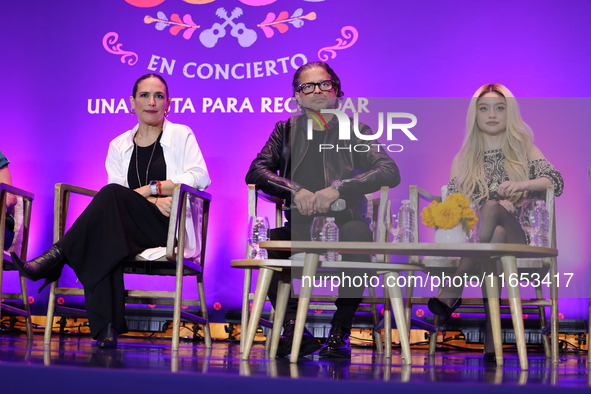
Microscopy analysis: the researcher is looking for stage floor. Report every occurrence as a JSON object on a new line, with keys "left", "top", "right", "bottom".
{"left": 0, "top": 332, "right": 589, "bottom": 392}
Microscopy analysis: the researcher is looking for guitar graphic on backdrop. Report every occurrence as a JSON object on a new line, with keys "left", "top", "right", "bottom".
{"left": 199, "top": 8, "right": 257, "bottom": 48}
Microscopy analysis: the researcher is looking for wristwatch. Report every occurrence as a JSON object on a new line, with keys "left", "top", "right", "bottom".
{"left": 149, "top": 180, "right": 158, "bottom": 196}
{"left": 331, "top": 180, "right": 343, "bottom": 193}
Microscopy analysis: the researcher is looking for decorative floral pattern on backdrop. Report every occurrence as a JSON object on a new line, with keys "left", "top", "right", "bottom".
{"left": 258, "top": 9, "right": 317, "bottom": 38}
{"left": 102, "top": 32, "right": 138, "bottom": 65}
{"left": 144, "top": 12, "right": 200, "bottom": 39}
{"left": 318, "top": 26, "right": 359, "bottom": 61}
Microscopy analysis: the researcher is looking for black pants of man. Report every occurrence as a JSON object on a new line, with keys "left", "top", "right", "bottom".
{"left": 267, "top": 219, "right": 372, "bottom": 330}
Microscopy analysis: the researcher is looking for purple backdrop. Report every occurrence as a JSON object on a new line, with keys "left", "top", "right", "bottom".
{"left": 1, "top": 0, "right": 590, "bottom": 322}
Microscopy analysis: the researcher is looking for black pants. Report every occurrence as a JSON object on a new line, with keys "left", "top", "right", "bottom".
{"left": 56, "top": 184, "right": 168, "bottom": 338}
{"left": 267, "top": 219, "right": 372, "bottom": 330}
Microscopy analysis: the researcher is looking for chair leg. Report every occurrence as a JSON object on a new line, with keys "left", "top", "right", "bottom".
{"left": 171, "top": 263, "right": 185, "bottom": 352}
{"left": 242, "top": 267, "right": 274, "bottom": 360}
{"left": 404, "top": 270, "right": 415, "bottom": 332}
{"left": 550, "top": 259, "right": 559, "bottom": 364}
{"left": 535, "top": 284, "right": 551, "bottom": 358}
{"left": 383, "top": 290, "right": 392, "bottom": 358}
{"left": 44, "top": 281, "right": 58, "bottom": 345}
{"left": 265, "top": 306, "right": 275, "bottom": 353}
{"left": 502, "top": 256, "right": 528, "bottom": 370}
{"left": 197, "top": 274, "right": 212, "bottom": 349}
{"left": 368, "top": 285, "right": 383, "bottom": 354}
{"left": 483, "top": 268, "right": 504, "bottom": 366}
{"left": 428, "top": 315, "right": 439, "bottom": 356}
{"left": 289, "top": 252, "right": 319, "bottom": 363}
{"left": 270, "top": 270, "right": 290, "bottom": 358}
{"left": 18, "top": 274, "right": 33, "bottom": 340}
{"left": 385, "top": 271, "right": 411, "bottom": 365}
{"left": 240, "top": 268, "right": 252, "bottom": 353}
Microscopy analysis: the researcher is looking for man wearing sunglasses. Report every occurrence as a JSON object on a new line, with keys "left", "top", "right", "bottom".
{"left": 246, "top": 61, "right": 400, "bottom": 359}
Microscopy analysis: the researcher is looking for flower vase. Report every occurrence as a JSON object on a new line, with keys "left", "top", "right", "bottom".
{"left": 435, "top": 225, "right": 467, "bottom": 243}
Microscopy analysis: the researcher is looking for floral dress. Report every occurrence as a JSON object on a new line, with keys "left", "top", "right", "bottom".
{"left": 447, "top": 149, "right": 564, "bottom": 220}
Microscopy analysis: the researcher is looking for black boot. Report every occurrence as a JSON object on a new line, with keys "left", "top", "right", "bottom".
{"left": 276, "top": 319, "right": 321, "bottom": 358}
{"left": 95, "top": 322, "right": 118, "bottom": 349}
{"left": 10, "top": 244, "right": 67, "bottom": 292}
{"left": 319, "top": 325, "right": 351, "bottom": 358}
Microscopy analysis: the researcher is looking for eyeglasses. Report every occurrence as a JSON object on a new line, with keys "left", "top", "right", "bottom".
{"left": 297, "top": 80, "right": 336, "bottom": 95}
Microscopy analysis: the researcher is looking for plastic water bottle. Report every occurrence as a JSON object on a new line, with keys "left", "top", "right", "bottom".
{"left": 397, "top": 200, "right": 415, "bottom": 243}
{"left": 531, "top": 200, "right": 549, "bottom": 247}
{"left": 251, "top": 217, "right": 269, "bottom": 259}
{"left": 322, "top": 217, "right": 341, "bottom": 261}
{"left": 468, "top": 203, "right": 481, "bottom": 243}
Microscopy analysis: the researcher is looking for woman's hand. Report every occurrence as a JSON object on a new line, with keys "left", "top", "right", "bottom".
{"left": 135, "top": 185, "right": 152, "bottom": 198}
{"left": 149, "top": 196, "right": 173, "bottom": 217}
{"left": 497, "top": 181, "right": 528, "bottom": 197}
{"left": 498, "top": 199, "right": 517, "bottom": 214}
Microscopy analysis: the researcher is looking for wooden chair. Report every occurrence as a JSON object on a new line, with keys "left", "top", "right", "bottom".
{"left": 405, "top": 184, "right": 559, "bottom": 366}
{"left": 1, "top": 183, "right": 34, "bottom": 339}
{"left": 234, "top": 186, "right": 419, "bottom": 362}
{"left": 236, "top": 185, "right": 389, "bottom": 354}
{"left": 44, "top": 183, "right": 212, "bottom": 351}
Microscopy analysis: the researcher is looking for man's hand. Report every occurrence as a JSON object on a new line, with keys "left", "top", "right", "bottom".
{"left": 314, "top": 187, "right": 340, "bottom": 214}
{"left": 294, "top": 188, "right": 316, "bottom": 216}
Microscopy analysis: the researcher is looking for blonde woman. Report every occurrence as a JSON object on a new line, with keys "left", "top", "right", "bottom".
{"left": 428, "top": 84, "right": 563, "bottom": 359}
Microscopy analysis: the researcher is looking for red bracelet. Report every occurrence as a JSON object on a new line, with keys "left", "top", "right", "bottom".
{"left": 157, "top": 181, "right": 162, "bottom": 196}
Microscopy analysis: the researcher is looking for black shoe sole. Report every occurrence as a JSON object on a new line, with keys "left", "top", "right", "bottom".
{"left": 483, "top": 352, "right": 496, "bottom": 363}
{"left": 276, "top": 338, "right": 321, "bottom": 358}
{"left": 319, "top": 347, "right": 351, "bottom": 359}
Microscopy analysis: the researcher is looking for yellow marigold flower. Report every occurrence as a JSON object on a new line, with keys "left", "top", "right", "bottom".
{"left": 434, "top": 204, "right": 462, "bottom": 229}
{"left": 421, "top": 201, "right": 438, "bottom": 228}
{"left": 461, "top": 207, "right": 479, "bottom": 230}
{"left": 446, "top": 193, "right": 470, "bottom": 209}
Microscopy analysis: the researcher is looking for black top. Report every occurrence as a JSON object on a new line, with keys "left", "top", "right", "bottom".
{"left": 127, "top": 132, "right": 167, "bottom": 191}
{"left": 293, "top": 127, "right": 327, "bottom": 193}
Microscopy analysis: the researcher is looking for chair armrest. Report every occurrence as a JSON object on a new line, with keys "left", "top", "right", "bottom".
{"left": 413, "top": 185, "right": 442, "bottom": 203}
{"left": 545, "top": 185, "right": 555, "bottom": 249}
{"left": 55, "top": 182, "right": 99, "bottom": 198}
{"left": 0, "top": 183, "right": 34, "bottom": 255}
{"left": 0, "top": 183, "right": 34, "bottom": 200}
{"left": 248, "top": 184, "right": 285, "bottom": 226}
{"left": 166, "top": 184, "right": 211, "bottom": 262}
{"left": 54, "top": 183, "right": 99, "bottom": 241}
{"left": 409, "top": 185, "right": 442, "bottom": 249}
{"left": 257, "top": 190, "right": 285, "bottom": 205}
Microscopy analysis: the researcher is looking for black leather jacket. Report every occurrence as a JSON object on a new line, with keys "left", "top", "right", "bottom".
{"left": 246, "top": 114, "right": 401, "bottom": 221}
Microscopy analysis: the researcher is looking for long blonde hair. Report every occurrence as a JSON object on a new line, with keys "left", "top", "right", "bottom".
{"left": 454, "top": 84, "right": 533, "bottom": 203}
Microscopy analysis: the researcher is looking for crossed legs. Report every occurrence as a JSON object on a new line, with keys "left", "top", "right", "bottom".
{"left": 434, "top": 200, "right": 526, "bottom": 353}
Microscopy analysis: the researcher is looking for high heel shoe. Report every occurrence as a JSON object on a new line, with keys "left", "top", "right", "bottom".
{"left": 10, "top": 245, "right": 67, "bottom": 287}
{"left": 428, "top": 297, "right": 462, "bottom": 323}
{"left": 37, "top": 263, "right": 65, "bottom": 293}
